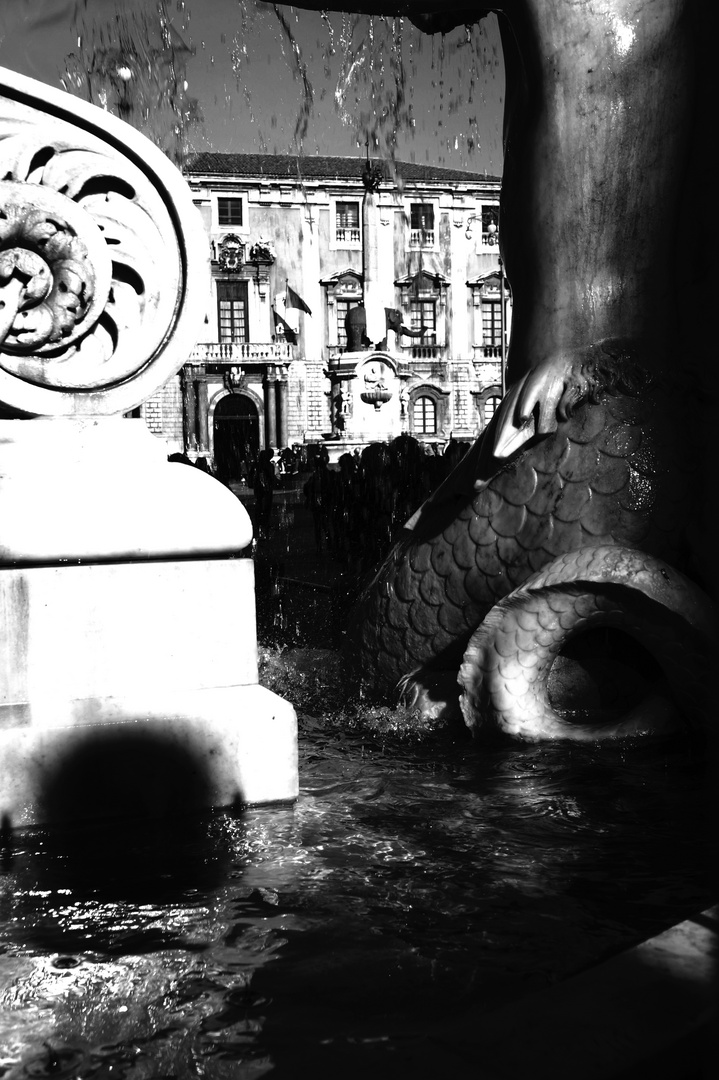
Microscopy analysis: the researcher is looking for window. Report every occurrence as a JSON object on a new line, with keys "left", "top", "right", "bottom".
{"left": 335, "top": 201, "right": 360, "bottom": 244}
{"left": 413, "top": 395, "right": 437, "bottom": 435}
{"left": 409, "top": 300, "right": 436, "bottom": 342}
{"left": 484, "top": 395, "right": 501, "bottom": 425}
{"left": 336, "top": 298, "right": 362, "bottom": 349}
{"left": 217, "top": 280, "right": 248, "bottom": 342}
{"left": 218, "top": 197, "right": 243, "bottom": 227}
{"left": 482, "top": 300, "right": 502, "bottom": 347}
{"left": 482, "top": 205, "right": 499, "bottom": 246}
{"left": 409, "top": 202, "right": 435, "bottom": 247}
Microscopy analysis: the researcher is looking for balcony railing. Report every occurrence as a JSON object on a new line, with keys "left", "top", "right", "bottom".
{"left": 335, "top": 227, "right": 361, "bottom": 244}
{"left": 406, "top": 344, "right": 443, "bottom": 360}
{"left": 475, "top": 344, "right": 503, "bottom": 358}
{"left": 189, "top": 341, "right": 294, "bottom": 363}
{"left": 409, "top": 228, "right": 435, "bottom": 248}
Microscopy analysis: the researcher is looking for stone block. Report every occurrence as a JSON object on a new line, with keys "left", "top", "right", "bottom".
{"left": 0, "top": 559, "right": 298, "bottom": 827}
{"left": 0, "top": 559, "right": 259, "bottom": 719}
{"left": 0, "top": 685, "right": 298, "bottom": 828}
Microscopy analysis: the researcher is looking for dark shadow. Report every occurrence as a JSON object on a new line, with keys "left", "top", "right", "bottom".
{"left": 38, "top": 728, "right": 218, "bottom": 827}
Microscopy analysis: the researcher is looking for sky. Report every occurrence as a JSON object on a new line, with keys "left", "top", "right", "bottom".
{"left": 0, "top": 0, "right": 505, "bottom": 174}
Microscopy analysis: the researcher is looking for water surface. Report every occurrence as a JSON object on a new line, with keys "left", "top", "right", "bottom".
{"left": 0, "top": 710, "right": 711, "bottom": 1079}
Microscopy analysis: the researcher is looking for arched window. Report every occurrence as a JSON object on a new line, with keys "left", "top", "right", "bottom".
{"left": 413, "top": 395, "right": 437, "bottom": 435}
{"left": 484, "top": 395, "right": 502, "bottom": 425}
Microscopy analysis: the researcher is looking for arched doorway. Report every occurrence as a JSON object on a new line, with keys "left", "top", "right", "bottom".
{"left": 213, "top": 393, "right": 260, "bottom": 482}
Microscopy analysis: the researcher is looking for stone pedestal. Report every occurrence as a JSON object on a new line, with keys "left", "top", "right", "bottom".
{"left": 0, "top": 419, "right": 298, "bottom": 827}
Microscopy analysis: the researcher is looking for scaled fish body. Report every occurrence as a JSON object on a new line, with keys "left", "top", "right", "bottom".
{"left": 346, "top": 377, "right": 699, "bottom": 710}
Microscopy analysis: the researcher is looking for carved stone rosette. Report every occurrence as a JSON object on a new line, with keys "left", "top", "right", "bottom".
{"left": 0, "top": 66, "right": 208, "bottom": 416}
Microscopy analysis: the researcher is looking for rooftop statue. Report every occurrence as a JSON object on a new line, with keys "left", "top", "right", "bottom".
{"left": 285, "top": 0, "right": 717, "bottom": 740}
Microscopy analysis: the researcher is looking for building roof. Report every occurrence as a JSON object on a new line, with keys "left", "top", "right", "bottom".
{"left": 184, "top": 152, "right": 500, "bottom": 186}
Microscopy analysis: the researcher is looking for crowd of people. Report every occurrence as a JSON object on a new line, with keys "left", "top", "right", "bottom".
{"left": 169, "top": 435, "right": 471, "bottom": 570}
{"left": 301, "top": 436, "right": 470, "bottom": 572}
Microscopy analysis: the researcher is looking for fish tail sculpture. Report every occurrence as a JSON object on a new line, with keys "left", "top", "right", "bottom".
{"left": 345, "top": 342, "right": 713, "bottom": 736}
{"left": 458, "top": 546, "right": 715, "bottom": 741}
{"left": 284, "top": 0, "right": 717, "bottom": 738}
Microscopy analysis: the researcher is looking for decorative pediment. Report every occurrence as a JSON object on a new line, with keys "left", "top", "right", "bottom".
{"left": 0, "top": 65, "right": 208, "bottom": 417}
{"left": 320, "top": 268, "right": 363, "bottom": 296}
{"left": 395, "top": 269, "right": 448, "bottom": 294}
{"left": 468, "top": 271, "right": 503, "bottom": 293}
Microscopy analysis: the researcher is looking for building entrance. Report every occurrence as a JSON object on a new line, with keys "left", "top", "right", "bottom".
{"left": 213, "top": 393, "right": 260, "bottom": 482}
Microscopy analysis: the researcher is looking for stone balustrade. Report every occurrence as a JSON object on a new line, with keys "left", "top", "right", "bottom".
{"left": 189, "top": 341, "right": 294, "bottom": 363}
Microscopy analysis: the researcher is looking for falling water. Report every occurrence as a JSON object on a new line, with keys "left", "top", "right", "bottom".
{"left": 60, "top": 0, "right": 202, "bottom": 166}
{"left": 1, "top": 0, "right": 504, "bottom": 173}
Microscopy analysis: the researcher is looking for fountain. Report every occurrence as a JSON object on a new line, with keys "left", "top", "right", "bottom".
{"left": 0, "top": 64, "right": 297, "bottom": 827}
{"left": 0, "top": 2, "right": 715, "bottom": 1076}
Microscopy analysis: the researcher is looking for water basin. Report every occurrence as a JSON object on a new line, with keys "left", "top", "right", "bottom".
{"left": 0, "top": 490, "right": 713, "bottom": 1078}
{"left": 0, "top": 704, "right": 711, "bottom": 1078}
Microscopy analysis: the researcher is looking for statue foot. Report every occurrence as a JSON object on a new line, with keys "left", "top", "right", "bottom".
{"left": 492, "top": 339, "right": 650, "bottom": 459}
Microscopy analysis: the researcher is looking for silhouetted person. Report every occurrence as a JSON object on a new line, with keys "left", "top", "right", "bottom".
{"left": 303, "top": 449, "right": 331, "bottom": 554}
{"left": 253, "top": 449, "right": 276, "bottom": 541}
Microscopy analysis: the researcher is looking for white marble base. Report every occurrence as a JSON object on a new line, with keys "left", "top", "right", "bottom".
{"left": 0, "top": 417, "right": 298, "bottom": 827}
{"left": 0, "top": 417, "right": 252, "bottom": 563}
{"left": 0, "top": 684, "right": 298, "bottom": 827}
{"left": 0, "top": 559, "right": 298, "bottom": 826}
{"left": 1, "top": 559, "right": 259, "bottom": 713}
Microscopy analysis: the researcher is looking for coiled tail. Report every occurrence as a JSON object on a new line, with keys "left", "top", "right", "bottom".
{"left": 458, "top": 546, "right": 716, "bottom": 741}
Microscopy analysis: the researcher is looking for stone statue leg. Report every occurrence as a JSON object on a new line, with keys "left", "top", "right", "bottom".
{"left": 492, "top": 0, "right": 696, "bottom": 455}
{"left": 284, "top": 0, "right": 699, "bottom": 448}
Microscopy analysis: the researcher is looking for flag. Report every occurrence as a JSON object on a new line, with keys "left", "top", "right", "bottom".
{"left": 273, "top": 309, "right": 297, "bottom": 344}
{"left": 273, "top": 292, "right": 299, "bottom": 335}
{"left": 286, "top": 284, "right": 312, "bottom": 315}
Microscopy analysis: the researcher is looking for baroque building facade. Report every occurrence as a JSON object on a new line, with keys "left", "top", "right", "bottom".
{"left": 139, "top": 153, "right": 510, "bottom": 475}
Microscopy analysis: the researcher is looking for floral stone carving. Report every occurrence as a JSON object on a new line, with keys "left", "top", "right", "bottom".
{"left": 0, "top": 65, "right": 208, "bottom": 417}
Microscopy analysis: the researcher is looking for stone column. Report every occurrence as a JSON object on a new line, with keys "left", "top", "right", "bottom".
{"left": 196, "top": 374, "right": 209, "bottom": 452}
{"left": 276, "top": 367, "right": 289, "bottom": 449}
{"left": 362, "top": 190, "right": 385, "bottom": 345}
{"left": 264, "top": 365, "right": 278, "bottom": 449}
{"left": 182, "top": 366, "right": 198, "bottom": 451}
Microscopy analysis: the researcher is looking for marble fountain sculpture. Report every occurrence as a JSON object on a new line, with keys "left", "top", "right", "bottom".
{"left": 0, "top": 67, "right": 298, "bottom": 827}
{"left": 287, "top": 0, "right": 718, "bottom": 740}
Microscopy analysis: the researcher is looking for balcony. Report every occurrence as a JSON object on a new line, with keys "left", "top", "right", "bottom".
{"left": 475, "top": 344, "right": 503, "bottom": 359}
{"left": 406, "top": 344, "right": 443, "bottom": 360}
{"left": 409, "top": 228, "right": 435, "bottom": 248}
{"left": 335, "top": 227, "right": 361, "bottom": 244}
{"left": 189, "top": 342, "right": 294, "bottom": 363}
